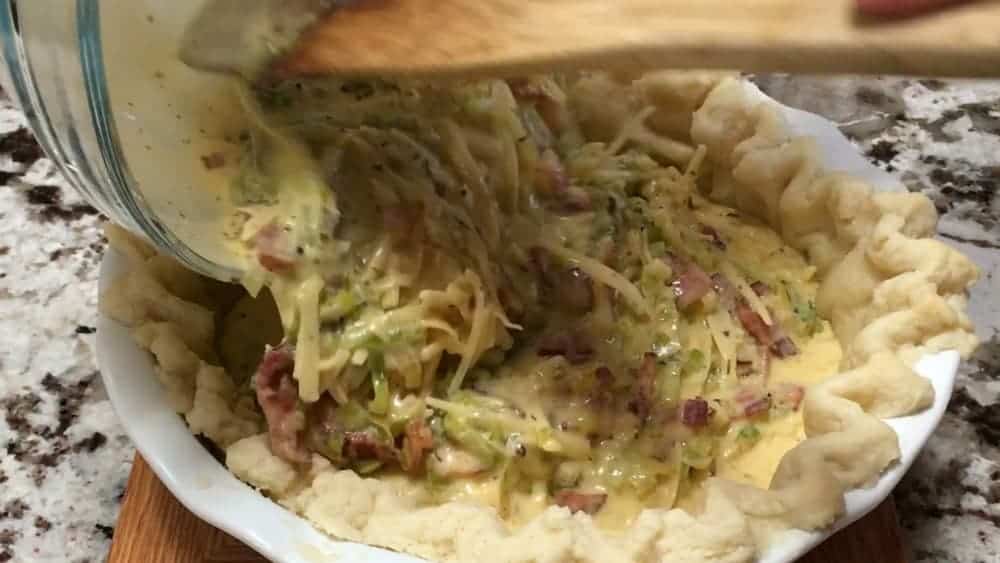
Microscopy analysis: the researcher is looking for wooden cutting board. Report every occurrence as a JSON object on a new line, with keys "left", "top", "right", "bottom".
{"left": 108, "top": 455, "right": 908, "bottom": 563}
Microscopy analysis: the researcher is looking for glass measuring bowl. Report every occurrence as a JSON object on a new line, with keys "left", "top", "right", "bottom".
{"left": 0, "top": 0, "right": 249, "bottom": 281}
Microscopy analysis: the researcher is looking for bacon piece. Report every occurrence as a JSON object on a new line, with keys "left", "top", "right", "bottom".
{"left": 734, "top": 387, "right": 772, "bottom": 418}
{"left": 382, "top": 204, "right": 425, "bottom": 248}
{"left": 536, "top": 149, "right": 569, "bottom": 196}
{"left": 343, "top": 430, "right": 397, "bottom": 462}
{"left": 507, "top": 78, "right": 566, "bottom": 133}
{"left": 564, "top": 186, "right": 593, "bottom": 212}
{"left": 497, "top": 286, "right": 525, "bottom": 323}
{"left": 538, "top": 331, "right": 594, "bottom": 365}
{"left": 553, "top": 490, "right": 607, "bottom": 515}
{"left": 770, "top": 336, "right": 799, "bottom": 358}
{"left": 628, "top": 353, "right": 657, "bottom": 422}
{"left": 736, "top": 300, "right": 799, "bottom": 358}
{"left": 529, "top": 246, "right": 555, "bottom": 281}
{"left": 680, "top": 398, "right": 711, "bottom": 428}
{"left": 200, "top": 152, "right": 226, "bottom": 170}
{"left": 716, "top": 274, "right": 799, "bottom": 360}
{"left": 710, "top": 273, "right": 734, "bottom": 297}
{"left": 561, "top": 268, "right": 595, "bottom": 313}
{"left": 536, "top": 149, "right": 590, "bottom": 212}
{"left": 534, "top": 247, "right": 594, "bottom": 314}
{"left": 750, "top": 281, "right": 770, "bottom": 296}
{"left": 595, "top": 366, "right": 614, "bottom": 387}
{"left": 667, "top": 254, "right": 714, "bottom": 310}
{"left": 508, "top": 78, "right": 546, "bottom": 100}
{"left": 400, "top": 419, "right": 434, "bottom": 474}
{"left": 590, "top": 366, "right": 615, "bottom": 408}
{"left": 255, "top": 346, "right": 309, "bottom": 463}
{"left": 699, "top": 225, "right": 726, "bottom": 250}
{"left": 382, "top": 205, "right": 413, "bottom": 239}
{"left": 735, "top": 301, "right": 772, "bottom": 346}
{"left": 773, "top": 383, "right": 806, "bottom": 411}
{"left": 254, "top": 222, "right": 297, "bottom": 273}
{"left": 743, "top": 397, "right": 772, "bottom": 417}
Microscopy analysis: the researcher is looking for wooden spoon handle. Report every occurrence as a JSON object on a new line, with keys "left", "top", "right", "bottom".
{"left": 275, "top": 0, "right": 1000, "bottom": 79}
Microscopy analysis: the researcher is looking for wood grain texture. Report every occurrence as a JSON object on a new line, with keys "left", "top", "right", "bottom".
{"left": 109, "top": 454, "right": 908, "bottom": 563}
{"left": 273, "top": 0, "right": 1000, "bottom": 78}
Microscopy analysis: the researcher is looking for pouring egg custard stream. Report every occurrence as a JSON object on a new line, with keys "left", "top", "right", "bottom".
{"left": 208, "top": 72, "right": 842, "bottom": 528}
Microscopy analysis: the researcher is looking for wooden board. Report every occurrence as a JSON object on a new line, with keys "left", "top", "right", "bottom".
{"left": 108, "top": 455, "right": 908, "bottom": 563}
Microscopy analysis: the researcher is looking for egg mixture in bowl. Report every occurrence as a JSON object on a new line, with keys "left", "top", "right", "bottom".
{"left": 102, "top": 70, "right": 978, "bottom": 563}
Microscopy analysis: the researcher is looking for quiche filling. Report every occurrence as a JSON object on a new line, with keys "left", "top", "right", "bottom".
{"left": 216, "top": 74, "right": 844, "bottom": 528}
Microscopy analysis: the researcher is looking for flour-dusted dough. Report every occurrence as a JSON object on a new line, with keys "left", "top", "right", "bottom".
{"left": 102, "top": 73, "right": 979, "bottom": 563}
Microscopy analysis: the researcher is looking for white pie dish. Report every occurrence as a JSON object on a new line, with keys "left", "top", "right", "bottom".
{"left": 96, "top": 83, "right": 961, "bottom": 563}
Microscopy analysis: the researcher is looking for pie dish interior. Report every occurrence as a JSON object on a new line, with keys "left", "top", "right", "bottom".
{"left": 97, "top": 74, "right": 978, "bottom": 563}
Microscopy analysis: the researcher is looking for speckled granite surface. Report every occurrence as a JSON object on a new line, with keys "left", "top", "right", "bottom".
{"left": 0, "top": 76, "right": 997, "bottom": 563}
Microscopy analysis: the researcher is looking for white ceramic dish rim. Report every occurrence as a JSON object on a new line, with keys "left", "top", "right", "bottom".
{"left": 96, "top": 82, "right": 960, "bottom": 563}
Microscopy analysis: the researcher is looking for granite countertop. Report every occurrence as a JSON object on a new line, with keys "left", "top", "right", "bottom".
{"left": 0, "top": 76, "right": 997, "bottom": 563}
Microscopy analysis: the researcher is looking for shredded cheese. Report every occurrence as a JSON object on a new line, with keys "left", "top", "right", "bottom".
{"left": 449, "top": 278, "right": 489, "bottom": 395}
{"left": 293, "top": 275, "right": 323, "bottom": 402}
{"left": 720, "top": 262, "right": 774, "bottom": 326}
{"left": 542, "top": 242, "right": 650, "bottom": 315}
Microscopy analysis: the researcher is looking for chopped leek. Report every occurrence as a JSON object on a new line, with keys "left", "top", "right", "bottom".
{"left": 368, "top": 369, "right": 390, "bottom": 416}
{"left": 658, "top": 360, "right": 682, "bottom": 404}
{"left": 320, "top": 289, "right": 363, "bottom": 322}
{"left": 785, "top": 283, "right": 822, "bottom": 336}
{"left": 426, "top": 397, "right": 591, "bottom": 459}
{"left": 738, "top": 424, "right": 761, "bottom": 442}
{"left": 443, "top": 414, "right": 502, "bottom": 465}
{"left": 681, "top": 436, "right": 714, "bottom": 470}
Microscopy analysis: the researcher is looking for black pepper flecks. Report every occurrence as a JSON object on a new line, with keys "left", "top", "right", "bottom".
{"left": 0, "top": 128, "right": 43, "bottom": 164}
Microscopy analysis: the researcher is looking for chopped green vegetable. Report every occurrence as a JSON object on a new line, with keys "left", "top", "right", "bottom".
{"left": 387, "top": 394, "right": 425, "bottom": 433}
{"left": 443, "top": 414, "right": 501, "bottom": 465}
{"left": 683, "top": 349, "right": 706, "bottom": 375}
{"left": 658, "top": 360, "right": 682, "bottom": 404}
{"left": 681, "top": 436, "right": 714, "bottom": 470}
{"left": 320, "top": 289, "right": 363, "bottom": 322}
{"left": 552, "top": 461, "right": 584, "bottom": 489}
{"left": 368, "top": 369, "right": 390, "bottom": 416}
{"left": 738, "top": 424, "right": 761, "bottom": 442}
{"left": 354, "top": 460, "right": 383, "bottom": 475}
{"left": 785, "top": 283, "right": 823, "bottom": 336}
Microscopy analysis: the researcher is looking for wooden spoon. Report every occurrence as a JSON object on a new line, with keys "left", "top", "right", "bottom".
{"left": 262, "top": 0, "right": 1000, "bottom": 79}
{"left": 180, "top": 0, "right": 1000, "bottom": 79}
